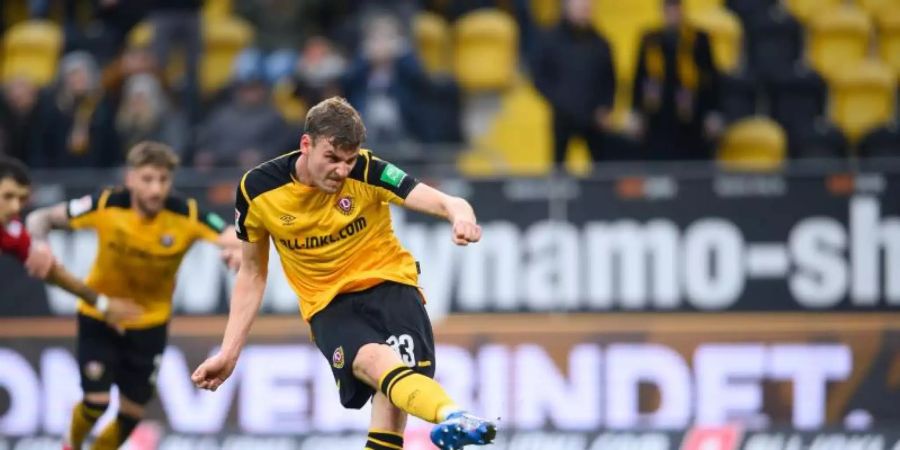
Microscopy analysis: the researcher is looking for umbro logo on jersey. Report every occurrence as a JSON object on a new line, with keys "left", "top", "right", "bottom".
{"left": 280, "top": 214, "right": 296, "bottom": 225}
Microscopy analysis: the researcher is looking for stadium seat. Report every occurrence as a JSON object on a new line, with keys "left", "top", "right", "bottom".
{"left": 531, "top": 0, "right": 561, "bottom": 28}
{"left": 1, "top": 20, "right": 63, "bottom": 86}
{"left": 201, "top": 15, "right": 255, "bottom": 96}
{"left": 127, "top": 20, "right": 154, "bottom": 48}
{"left": 854, "top": 0, "right": 900, "bottom": 17}
{"left": 272, "top": 78, "right": 307, "bottom": 125}
{"left": 807, "top": 5, "right": 873, "bottom": 81}
{"left": 784, "top": 0, "right": 843, "bottom": 23}
{"left": 875, "top": 8, "right": 900, "bottom": 82}
{"left": 858, "top": 123, "right": 900, "bottom": 158}
{"left": 204, "top": 0, "right": 233, "bottom": 18}
{"left": 719, "top": 72, "right": 757, "bottom": 123}
{"left": 791, "top": 120, "right": 849, "bottom": 159}
{"left": 594, "top": 0, "right": 663, "bottom": 129}
{"left": 453, "top": 9, "right": 518, "bottom": 92}
{"left": 684, "top": 0, "right": 724, "bottom": 15}
{"left": 689, "top": 7, "right": 743, "bottom": 73}
{"left": 766, "top": 66, "right": 828, "bottom": 141}
{"left": 717, "top": 116, "right": 787, "bottom": 171}
{"left": 414, "top": 12, "right": 452, "bottom": 75}
{"left": 745, "top": 7, "right": 803, "bottom": 81}
{"left": 829, "top": 60, "right": 896, "bottom": 143}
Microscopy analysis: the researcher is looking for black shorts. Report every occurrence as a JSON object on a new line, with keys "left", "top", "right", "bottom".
{"left": 77, "top": 313, "right": 168, "bottom": 405}
{"left": 310, "top": 281, "right": 436, "bottom": 409}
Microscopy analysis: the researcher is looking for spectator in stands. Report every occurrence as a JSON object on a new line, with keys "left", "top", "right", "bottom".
{"left": 290, "top": 36, "right": 347, "bottom": 108}
{"left": 194, "top": 54, "right": 293, "bottom": 170}
{"left": 531, "top": 0, "right": 616, "bottom": 167}
{"left": 148, "top": 0, "right": 201, "bottom": 124}
{"left": 632, "top": 0, "right": 722, "bottom": 161}
{"left": 342, "top": 13, "right": 442, "bottom": 154}
{"left": 102, "top": 45, "right": 169, "bottom": 111}
{"left": 30, "top": 51, "right": 120, "bottom": 168}
{"left": 0, "top": 77, "right": 39, "bottom": 162}
{"left": 116, "top": 74, "right": 189, "bottom": 156}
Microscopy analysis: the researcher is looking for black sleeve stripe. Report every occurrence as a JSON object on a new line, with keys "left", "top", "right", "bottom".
{"left": 163, "top": 194, "right": 191, "bottom": 217}
{"left": 103, "top": 188, "right": 130, "bottom": 209}
{"left": 242, "top": 152, "right": 297, "bottom": 201}
{"left": 235, "top": 177, "right": 251, "bottom": 242}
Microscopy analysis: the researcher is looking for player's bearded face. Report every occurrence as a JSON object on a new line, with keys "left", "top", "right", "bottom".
{"left": 308, "top": 137, "right": 359, "bottom": 194}
{"left": 126, "top": 165, "right": 173, "bottom": 216}
{"left": 0, "top": 178, "right": 29, "bottom": 225}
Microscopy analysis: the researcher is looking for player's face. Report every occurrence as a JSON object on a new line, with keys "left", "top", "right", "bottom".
{"left": 304, "top": 135, "right": 359, "bottom": 194}
{"left": 126, "top": 165, "right": 173, "bottom": 216}
{"left": 0, "top": 177, "right": 30, "bottom": 225}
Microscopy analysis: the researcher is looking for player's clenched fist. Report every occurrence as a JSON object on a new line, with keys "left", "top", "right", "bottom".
{"left": 452, "top": 219, "right": 481, "bottom": 246}
{"left": 192, "top": 352, "right": 237, "bottom": 391}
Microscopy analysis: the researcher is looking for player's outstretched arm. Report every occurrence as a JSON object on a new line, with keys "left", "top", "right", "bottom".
{"left": 192, "top": 238, "right": 269, "bottom": 391}
{"left": 403, "top": 183, "right": 482, "bottom": 246}
{"left": 25, "top": 202, "right": 71, "bottom": 241}
{"left": 45, "top": 263, "right": 143, "bottom": 324}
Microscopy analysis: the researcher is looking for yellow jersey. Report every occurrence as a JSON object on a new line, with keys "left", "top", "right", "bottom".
{"left": 67, "top": 187, "right": 227, "bottom": 328}
{"left": 235, "top": 150, "right": 420, "bottom": 321}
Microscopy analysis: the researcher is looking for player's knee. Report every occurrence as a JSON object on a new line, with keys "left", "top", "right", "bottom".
{"left": 117, "top": 396, "right": 146, "bottom": 419}
{"left": 353, "top": 343, "right": 400, "bottom": 386}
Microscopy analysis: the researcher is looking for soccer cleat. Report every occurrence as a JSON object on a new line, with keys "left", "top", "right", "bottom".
{"left": 430, "top": 411, "right": 497, "bottom": 449}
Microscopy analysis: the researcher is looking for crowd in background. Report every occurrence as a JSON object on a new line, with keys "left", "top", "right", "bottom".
{"left": 0, "top": 0, "right": 898, "bottom": 172}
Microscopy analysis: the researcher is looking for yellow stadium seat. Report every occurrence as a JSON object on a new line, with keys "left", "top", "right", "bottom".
{"left": 204, "top": 0, "right": 233, "bottom": 18}
{"left": 689, "top": 7, "right": 743, "bottom": 73}
{"left": 684, "top": 0, "right": 724, "bottom": 15}
{"left": 784, "top": 0, "right": 843, "bottom": 23}
{"left": 717, "top": 116, "right": 787, "bottom": 171}
{"left": 453, "top": 9, "right": 518, "bottom": 91}
{"left": 594, "top": 0, "right": 664, "bottom": 131}
{"left": 1, "top": 20, "right": 63, "bottom": 86}
{"left": 807, "top": 5, "right": 873, "bottom": 81}
{"left": 854, "top": 0, "right": 900, "bottom": 16}
{"left": 127, "top": 20, "right": 154, "bottom": 48}
{"left": 531, "top": 0, "right": 562, "bottom": 28}
{"left": 201, "top": 15, "right": 255, "bottom": 96}
{"left": 272, "top": 79, "right": 307, "bottom": 125}
{"left": 829, "top": 60, "right": 896, "bottom": 143}
{"left": 414, "top": 12, "right": 452, "bottom": 74}
{"left": 876, "top": 8, "right": 900, "bottom": 81}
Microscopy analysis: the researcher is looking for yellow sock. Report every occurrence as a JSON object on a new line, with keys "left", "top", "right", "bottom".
{"left": 365, "top": 429, "right": 404, "bottom": 450}
{"left": 377, "top": 365, "right": 459, "bottom": 424}
{"left": 90, "top": 414, "right": 139, "bottom": 450}
{"left": 67, "top": 401, "right": 106, "bottom": 448}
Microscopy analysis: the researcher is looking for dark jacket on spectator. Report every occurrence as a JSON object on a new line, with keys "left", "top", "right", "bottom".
{"left": 29, "top": 88, "right": 120, "bottom": 168}
{"left": 531, "top": 19, "right": 616, "bottom": 130}
{"left": 633, "top": 26, "right": 719, "bottom": 160}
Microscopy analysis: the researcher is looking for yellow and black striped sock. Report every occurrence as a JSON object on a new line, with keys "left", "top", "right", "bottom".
{"left": 67, "top": 400, "right": 107, "bottom": 448}
{"left": 90, "top": 413, "right": 139, "bottom": 450}
{"left": 378, "top": 365, "right": 458, "bottom": 424}
{"left": 365, "top": 429, "right": 404, "bottom": 450}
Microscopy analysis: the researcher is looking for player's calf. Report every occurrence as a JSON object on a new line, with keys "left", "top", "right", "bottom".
{"left": 65, "top": 399, "right": 109, "bottom": 449}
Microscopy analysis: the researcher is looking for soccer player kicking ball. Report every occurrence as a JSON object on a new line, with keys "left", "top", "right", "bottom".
{"left": 26, "top": 142, "right": 240, "bottom": 450}
{"left": 0, "top": 156, "right": 142, "bottom": 322}
{"left": 191, "top": 97, "right": 497, "bottom": 450}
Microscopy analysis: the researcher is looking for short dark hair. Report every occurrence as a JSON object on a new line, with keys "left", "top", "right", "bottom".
{"left": 304, "top": 97, "right": 367, "bottom": 151}
{"left": 0, "top": 156, "right": 30, "bottom": 186}
{"left": 126, "top": 141, "right": 180, "bottom": 170}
